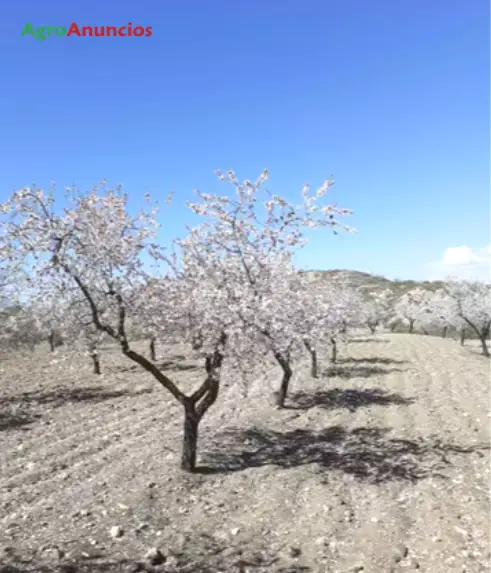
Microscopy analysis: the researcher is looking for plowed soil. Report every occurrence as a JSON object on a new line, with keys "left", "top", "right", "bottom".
{"left": 1, "top": 334, "right": 489, "bottom": 573}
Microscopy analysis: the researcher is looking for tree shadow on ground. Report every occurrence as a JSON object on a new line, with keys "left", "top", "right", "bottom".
{"left": 0, "top": 410, "right": 42, "bottom": 432}
{"left": 159, "top": 360, "right": 200, "bottom": 372}
{"left": 285, "top": 388, "right": 414, "bottom": 411}
{"left": 0, "top": 561, "right": 138, "bottom": 573}
{"left": 112, "top": 363, "right": 139, "bottom": 373}
{"left": 0, "top": 563, "right": 124, "bottom": 573}
{"left": 1, "top": 539, "right": 311, "bottom": 573}
{"left": 199, "top": 425, "right": 488, "bottom": 483}
{"left": 2, "top": 563, "right": 311, "bottom": 573}
{"left": 348, "top": 338, "right": 389, "bottom": 344}
{"left": 0, "top": 386, "right": 153, "bottom": 410}
{"left": 323, "top": 365, "right": 404, "bottom": 379}
{"left": 112, "top": 355, "right": 194, "bottom": 374}
{"left": 338, "top": 357, "right": 407, "bottom": 365}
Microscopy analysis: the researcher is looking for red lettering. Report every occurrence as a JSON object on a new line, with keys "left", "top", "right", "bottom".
{"left": 118, "top": 26, "right": 127, "bottom": 36}
{"left": 133, "top": 26, "right": 144, "bottom": 37}
{"left": 106, "top": 26, "right": 117, "bottom": 37}
{"left": 127, "top": 22, "right": 133, "bottom": 36}
{"left": 82, "top": 26, "right": 93, "bottom": 37}
{"left": 66, "top": 22, "right": 81, "bottom": 37}
{"left": 145, "top": 26, "right": 152, "bottom": 37}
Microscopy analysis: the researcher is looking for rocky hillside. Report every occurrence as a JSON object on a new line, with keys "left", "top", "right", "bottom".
{"left": 300, "top": 269, "right": 445, "bottom": 300}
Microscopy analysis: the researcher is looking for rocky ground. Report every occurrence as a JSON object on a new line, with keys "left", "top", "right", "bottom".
{"left": 0, "top": 333, "right": 489, "bottom": 573}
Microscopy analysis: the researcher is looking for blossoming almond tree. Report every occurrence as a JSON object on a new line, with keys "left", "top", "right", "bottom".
{"left": 295, "top": 277, "right": 361, "bottom": 368}
{"left": 181, "top": 169, "right": 355, "bottom": 407}
{"left": 297, "top": 278, "right": 331, "bottom": 378}
{"left": 181, "top": 237, "right": 315, "bottom": 407}
{"left": 0, "top": 182, "right": 228, "bottom": 471}
{"left": 445, "top": 278, "right": 491, "bottom": 357}
{"left": 326, "top": 286, "right": 366, "bottom": 362}
{"left": 418, "top": 288, "right": 462, "bottom": 339}
{"left": 63, "top": 298, "right": 107, "bottom": 374}
{"left": 238, "top": 259, "right": 309, "bottom": 406}
{"left": 393, "top": 287, "right": 432, "bottom": 333}
{"left": 26, "top": 295, "right": 69, "bottom": 352}
{"left": 0, "top": 305, "right": 39, "bottom": 353}
{"left": 363, "top": 289, "right": 393, "bottom": 334}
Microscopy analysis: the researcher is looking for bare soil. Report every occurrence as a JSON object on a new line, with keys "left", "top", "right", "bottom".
{"left": 0, "top": 334, "right": 489, "bottom": 573}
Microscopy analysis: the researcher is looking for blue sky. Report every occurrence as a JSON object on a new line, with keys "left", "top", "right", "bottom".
{"left": 1, "top": 0, "right": 489, "bottom": 280}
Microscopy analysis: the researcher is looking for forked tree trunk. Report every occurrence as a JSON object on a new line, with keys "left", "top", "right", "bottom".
{"left": 408, "top": 319, "right": 415, "bottom": 334}
{"left": 274, "top": 352, "right": 292, "bottom": 408}
{"left": 304, "top": 341, "right": 318, "bottom": 378}
{"left": 330, "top": 337, "right": 337, "bottom": 364}
{"left": 180, "top": 349, "right": 223, "bottom": 472}
{"left": 368, "top": 324, "right": 377, "bottom": 335}
{"left": 52, "top": 263, "right": 224, "bottom": 474}
{"left": 149, "top": 337, "right": 156, "bottom": 361}
{"left": 121, "top": 347, "right": 222, "bottom": 473}
{"left": 442, "top": 326, "right": 448, "bottom": 338}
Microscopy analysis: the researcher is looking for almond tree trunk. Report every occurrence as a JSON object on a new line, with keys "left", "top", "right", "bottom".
{"left": 149, "top": 337, "right": 156, "bottom": 361}
{"left": 462, "top": 319, "right": 490, "bottom": 358}
{"left": 479, "top": 336, "right": 490, "bottom": 358}
{"left": 274, "top": 352, "right": 292, "bottom": 408}
{"left": 460, "top": 329, "right": 466, "bottom": 346}
{"left": 48, "top": 331, "right": 55, "bottom": 352}
{"left": 330, "top": 337, "right": 337, "bottom": 364}
{"left": 408, "top": 319, "right": 415, "bottom": 333}
{"left": 180, "top": 348, "right": 223, "bottom": 472}
{"left": 90, "top": 343, "right": 101, "bottom": 375}
{"left": 442, "top": 326, "right": 448, "bottom": 338}
{"left": 479, "top": 323, "right": 490, "bottom": 357}
{"left": 304, "top": 341, "right": 318, "bottom": 378}
{"left": 181, "top": 402, "right": 199, "bottom": 471}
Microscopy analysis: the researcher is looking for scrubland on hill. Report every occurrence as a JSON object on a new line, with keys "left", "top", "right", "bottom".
{"left": 1, "top": 332, "right": 489, "bottom": 573}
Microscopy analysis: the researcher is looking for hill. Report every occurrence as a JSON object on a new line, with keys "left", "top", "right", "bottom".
{"left": 300, "top": 269, "right": 446, "bottom": 299}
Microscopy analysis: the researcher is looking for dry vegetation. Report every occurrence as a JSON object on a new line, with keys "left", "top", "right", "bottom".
{"left": 1, "top": 333, "right": 490, "bottom": 573}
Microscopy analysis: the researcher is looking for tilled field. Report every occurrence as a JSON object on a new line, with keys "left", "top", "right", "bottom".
{"left": 0, "top": 334, "right": 489, "bottom": 573}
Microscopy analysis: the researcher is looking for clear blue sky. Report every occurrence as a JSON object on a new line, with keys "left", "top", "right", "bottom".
{"left": 1, "top": 0, "right": 489, "bottom": 280}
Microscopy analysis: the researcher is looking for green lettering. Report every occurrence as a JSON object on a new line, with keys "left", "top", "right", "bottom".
{"left": 21, "top": 22, "right": 35, "bottom": 37}
{"left": 35, "top": 26, "right": 47, "bottom": 41}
